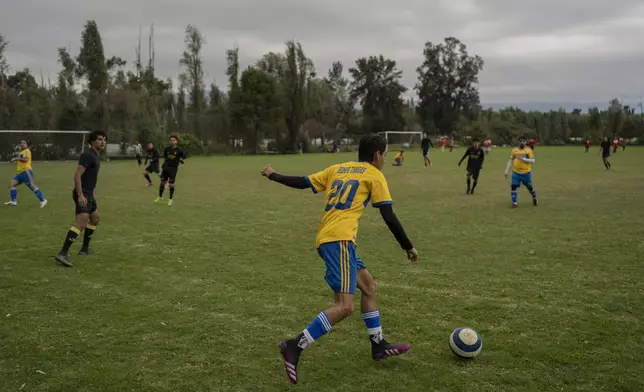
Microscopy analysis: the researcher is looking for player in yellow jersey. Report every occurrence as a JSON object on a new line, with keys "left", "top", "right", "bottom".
{"left": 261, "top": 134, "right": 418, "bottom": 384}
{"left": 392, "top": 150, "right": 404, "bottom": 166}
{"left": 5, "top": 140, "right": 47, "bottom": 208}
{"left": 504, "top": 136, "right": 538, "bottom": 208}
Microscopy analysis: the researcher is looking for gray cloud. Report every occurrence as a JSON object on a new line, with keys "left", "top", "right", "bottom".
{"left": 2, "top": 0, "right": 643, "bottom": 106}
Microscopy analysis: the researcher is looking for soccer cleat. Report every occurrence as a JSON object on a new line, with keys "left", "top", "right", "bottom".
{"left": 533, "top": 198, "right": 538, "bottom": 206}
{"left": 168, "top": 199, "right": 173, "bottom": 206}
{"left": 40, "top": 199, "right": 48, "bottom": 208}
{"left": 466, "top": 190, "right": 470, "bottom": 195}
{"left": 55, "top": 253, "right": 73, "bottom": 268}
{"left": 154, "top": 197, "right": 162, "bottom": 203}
{"left": 370, "top": 338, "right": 410, "bottom": 361}
{"left": 278, "top": 339, "right": 302, "bottom": 384}
{"left": 5, "top": 201, "right": 17, "bottom": 206}
{"left": 511, "top": 203, "right": 518, "bottom": 209}
{"left": 145, "top": 183, "right": 153, "bottom": 187}
{"left": 78, "top": 249, "right": 94, "bottom": 256}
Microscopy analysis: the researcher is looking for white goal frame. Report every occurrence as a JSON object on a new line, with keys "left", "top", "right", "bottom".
{"left": 0, "top": 130, "right": 91, "bottom": 153}
{"left": 377, "top": 131, "right": 424, "bottom": 146}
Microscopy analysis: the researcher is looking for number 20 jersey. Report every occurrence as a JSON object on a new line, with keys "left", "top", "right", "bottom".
{"left": 306, "top": 161, "right": 393, "bottom": 247}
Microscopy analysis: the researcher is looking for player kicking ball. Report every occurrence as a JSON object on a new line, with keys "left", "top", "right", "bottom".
{"left": 504, "top": 136, "right": 538, "bottom": 208}
{"left": 154, "top": 136, "right": 186, "bottom": 206}
{"left": 143, "top": 142, "right": 160, "bottom": 187}
{"left": 458, "top": 138, "right": 485, "bottom": 195}
{"left": 5, "top": 140, "right": 47, "bottom": 208}
{"left": 261, "top": 134, "right": 418, "bottom": 385}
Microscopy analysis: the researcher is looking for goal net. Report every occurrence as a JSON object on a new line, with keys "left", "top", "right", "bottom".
{"left": 0, "top": 130, "right": 90, "bottom": 161}
{"left": 378, "top": 131, "right": 424, "bottom": 150}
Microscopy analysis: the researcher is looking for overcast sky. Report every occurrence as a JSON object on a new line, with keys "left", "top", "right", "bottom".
{"left": 2, "top": 0, "right": 644, "bottom": 106}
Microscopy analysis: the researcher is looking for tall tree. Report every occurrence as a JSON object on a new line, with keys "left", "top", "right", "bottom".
{"left": 226, "top": 47, "right": 243, "bottom": 151}
{"left": 76, "top": 20, "right": 109, "bottom": 132}
{"left": 284, "top": 41, "right": 313, "bottom": 152}
{"left": 349, "top": 55, "right": 407, "bottom": 134}
{"left": 238, "top": 67, "right": 280, "bottom": 154}
{"left": 179, "top": 25, "right": 205, "bottom": 137}
{"left": 0, "top": 34, "right": 9, "bottom": 89}
{"left": 415, "top": 37, "right": 484, "bottom": 135}
{"left": 607, "top": 98, "right": 625, "bottom": 137}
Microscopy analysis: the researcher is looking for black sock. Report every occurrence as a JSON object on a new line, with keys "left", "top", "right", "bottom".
{"left": 466, "top": 178, "right": 471, "bottom": 191}
{"left": 169, "top": 186, "right": 175, "bottom": 200}
{"left": 81, "top": 225, "right": 96, "bottom": 251}
{"left": 159, "top": 183, "right": 165, "bottom": 197}
{"left": 144, "top": 173, "right": 152, "bottom": 183}
{"left": 472, "top": 180, "right": 478, "bottom": 191}
{"left": 60, "top": 227, "right": 80, "bottom": 255}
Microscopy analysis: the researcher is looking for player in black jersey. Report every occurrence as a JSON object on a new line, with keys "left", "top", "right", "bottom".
{"left": 155, "top": 135, "right": 186, "bottom": 206}
{"left": 143, "top": 142, "right": 160, "bottom": 187}
{"left": 600, "top": 136, "right": 612, "bottom": 170}
{"left": 55, "top": 131, "right": 106, "bottom": 267}
{"left": 458, "top": 138, "right": 485, "bottom": 195}
{"left": 421, "top": 134, "right": 434, "bottom": 168}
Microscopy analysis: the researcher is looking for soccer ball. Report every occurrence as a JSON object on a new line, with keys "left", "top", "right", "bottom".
{"left": 449, "top": 327, "right": 482, "bottom": 358}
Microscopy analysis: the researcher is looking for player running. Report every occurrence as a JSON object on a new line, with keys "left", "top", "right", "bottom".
{"left": 155, "top": 135, "right": 186, "bottom": 206}
{"left": 458, "top": 138, "right": 485, "bottom": 195}
{"left": 261, "top": 134, "right": 418, "bottom": 385}
{"left": 421, "top": 134, "right": 434, "bottom": 168}
{"left": 143, "top": 143, "right": 160, "bottom": 187}
{"left": 5, "top": 140, "right": 47, "bottom": 208}
{"left": 585, "top": 138, "right": 591, "bottom": 153}
{"left": 55, "top": 131, "right": 106, "bottom": 267}
{"left": 483, "top": 139, "right": 492, "bottom": 156}
{"left": 134, "top": 141, "right": 143, "bottom": 166}
{"left": 600, "top": 136, "right": 612, "bottom": 170}
{"left": 504, "top": 136, "right": 538, "bottom": 208}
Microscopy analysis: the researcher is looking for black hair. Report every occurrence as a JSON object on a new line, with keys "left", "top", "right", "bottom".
{"left": 88, "top": 131, "right": 107, "bottom": 144}
{"left": 169, "top": 135, "right": 179, "bottom": 142}
{"left": 519, "top": 136, "right": 527, "bottom": 141}
{"left": 472, "top": 138, "right": 480, "bottom": 143}
{"left": 358, "top": 134, "right": 387, "bottom": 162}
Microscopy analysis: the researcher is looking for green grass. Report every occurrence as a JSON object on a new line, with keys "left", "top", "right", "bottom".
{"left": 1, "top": 146, "right": 643, "bottom": 392}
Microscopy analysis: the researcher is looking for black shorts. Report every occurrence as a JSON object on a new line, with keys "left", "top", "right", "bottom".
{"left": 160, "top": 166, "right": 178, "bottom": 184}
{"left": 73, "top": 191, "right": 98, "bottom": 215}
{"left": 467, "top": 167, "right": 481, "bottom": 180}
{"left": 422, "top": 149, "right": 429, "bottom": 157}
{"left": 145, "top": 161, "right": 160, "bottom": 174}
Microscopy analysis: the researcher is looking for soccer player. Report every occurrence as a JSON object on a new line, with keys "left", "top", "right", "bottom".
{"left": 154, "top": 135, "right": 186, "bottom": 206}
{"left": 504, "top": 136, "right": 538, "bottom": 208}
{"left": 420, "top": 134, "right": 434, "bottom": 168}
{"left": 529, "top": 138, "right": 536, "bottom": 150}
{"left": 585, "top": 138, "right": 591, "bottom": 153}
{"left": 600, "top": 136, "right": 612, "bottom": 170}
{"left": 5, "top": 140, "right": 47, "bottom": 208}
{"left": 143, "top": 142, "right": 160, "bottom": 187}
{"left": 483, "top": 139, "right": 492, "bottom": 156}
{"left": 134, "top": 141, "right": 143, "bottom": 166}
{"left": 261, "top": 134, "right": 418, "bottom": 385}
{"left": 612, "top": 137, "right": 618, "bottom": 153}
{"left": 449, "top": 137, "right": 455, "bottom": 152}
{"left": 458, "top": 138, "right": 485, "bottom": 195}
{"left": 54, "top": 131, "right": 106, "bottom": 267}
{"left": 622, "top": 138, "right": 627, "bottom": 152}
{"left": 392, "top": 151, "right": 404, "bottom": 166}
{"left": 440, "top": 137, "right": 446, "bottom": 152}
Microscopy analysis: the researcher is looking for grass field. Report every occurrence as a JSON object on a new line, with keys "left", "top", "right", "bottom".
{"left": 1, "top": 146, "right": 644, "bottom": 392}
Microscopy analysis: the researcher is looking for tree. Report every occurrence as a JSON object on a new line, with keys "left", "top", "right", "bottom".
{"left": 76, "top": 20, "right": 109, "bottom": 133}
{"left": 238, "top": 67, "right": 281, "bottom": 154}
{"left": 415, "top": 37, "right": 484, "bottom": 136}
{"left": 226, "top": 47, "right": 243, "bottom": 152}
{"left": 179, "top": 25, "right": 205, "bottom": 138}
{"left": 607, "top": 98, "right": 625, "bottom": 137}
{"left": 349, "top": 55, "right": 407, "bottom": 134}
{"left": 0, "top": 34, "right": 9, "bottom": 89}
{"left": 284, "top": 41, "right": 313, "bottom": 152}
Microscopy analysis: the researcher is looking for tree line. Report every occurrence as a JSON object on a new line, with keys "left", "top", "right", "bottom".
{"left": 0, "top": 21, "right": 642, "bottom": 158}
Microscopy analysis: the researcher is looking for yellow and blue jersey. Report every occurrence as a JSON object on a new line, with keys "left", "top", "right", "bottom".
{"left": 16, "top": 149, "right": 32, "bottom": 172}
{"left": 306, "top": 161, "right": 392, "bottom": 247}
{"left": 511, "top": 147, "right": 534, "bottom": 174}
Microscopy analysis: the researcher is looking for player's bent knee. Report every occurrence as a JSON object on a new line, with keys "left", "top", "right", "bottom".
{"left": 360, "top": 280, "right": 377, "bottom": 298}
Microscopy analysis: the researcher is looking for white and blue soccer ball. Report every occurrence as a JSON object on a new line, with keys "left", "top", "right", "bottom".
{"left": 449, "top": 327, "right": 482, "bottom": 358}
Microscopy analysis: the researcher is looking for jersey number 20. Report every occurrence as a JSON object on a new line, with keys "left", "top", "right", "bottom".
{"left": 325, "top": 180, "right": 359, "bottom": 211}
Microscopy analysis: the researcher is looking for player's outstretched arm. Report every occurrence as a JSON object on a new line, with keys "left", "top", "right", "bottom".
{"left": 504, "top": 158, "right": 513, "bottom": 177}
{"left": 261, "top": 165, "right": 310, "bottom": 190}
{"left": 378, "top": 204, "right": 418, "bottom": 262}
{"left": 458, "top": 150, "right": 468, "bottom": 166}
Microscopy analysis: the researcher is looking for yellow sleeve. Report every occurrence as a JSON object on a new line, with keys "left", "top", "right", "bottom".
{"left": 371, "top": 172, "right": 393, "bottom": 207}
{"left": 528, "top": 149, "right": 535, "bottom": 159}
{"left": 510, "top": 148, "right": 516, "bottom": 158}
{"left": 306, "top": 166, "right": 333, "bottom": 194}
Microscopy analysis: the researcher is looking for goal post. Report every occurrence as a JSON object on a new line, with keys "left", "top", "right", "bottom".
{"left": 0, "top": 130, "right": 91, "bottom": 161}
{"left": 377, "top": 131, "right": 424, "bottom": 149}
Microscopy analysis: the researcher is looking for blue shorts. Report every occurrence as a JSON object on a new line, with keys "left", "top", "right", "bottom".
{"left": 318, "top": 241, "right": 366, "bottom": 294}
{"left": 511, "top": 171, "right": 533, "bottom": 188}
{"left": 13, "top": 170, "right": 34, "bottom": 186}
